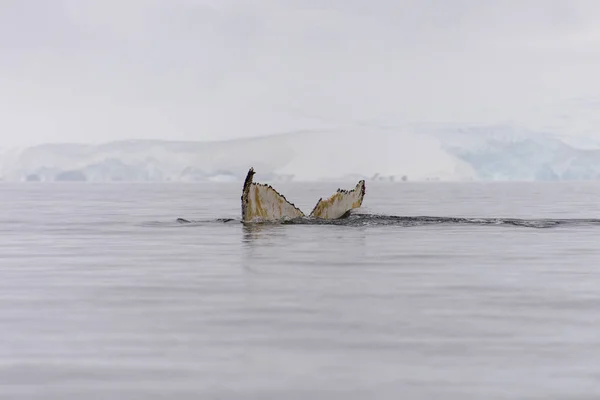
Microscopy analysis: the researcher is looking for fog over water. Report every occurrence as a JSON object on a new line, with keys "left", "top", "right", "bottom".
{"left": 2, "top": 1, "right": 600, "bottom": 148}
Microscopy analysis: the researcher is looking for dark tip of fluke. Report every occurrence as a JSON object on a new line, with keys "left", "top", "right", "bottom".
{"left": 241, "top": 167, "right": 255, "bottom": 221}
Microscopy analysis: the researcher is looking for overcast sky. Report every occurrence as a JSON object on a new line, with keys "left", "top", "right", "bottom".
{"left": 1, "top": 0, "right": 600, "bottom": 146}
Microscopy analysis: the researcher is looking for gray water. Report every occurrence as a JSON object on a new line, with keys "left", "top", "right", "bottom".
{"left": 2, "top": 181, "right": 600, "bottom": 399}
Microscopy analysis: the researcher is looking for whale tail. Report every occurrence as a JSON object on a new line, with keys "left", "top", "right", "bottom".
{"left": 241, "top": 168, "right": 366, "bottom": 223}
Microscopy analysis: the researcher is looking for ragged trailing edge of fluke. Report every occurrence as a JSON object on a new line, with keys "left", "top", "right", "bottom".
{"left": 241, "top": 167, "right": 305, "bottom": 222}
{"left": 241, "top": 167, "right": 366, "bottom": 223}
{"left": 308, "top": 179, "right": 366, "bottom": 220}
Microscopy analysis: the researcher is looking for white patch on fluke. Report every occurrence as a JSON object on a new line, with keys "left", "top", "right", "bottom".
{"left": 241, "top": 168, "right": 366, "bottom": 222}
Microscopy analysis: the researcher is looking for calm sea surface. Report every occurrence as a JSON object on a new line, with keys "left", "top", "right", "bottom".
{"left": 1, "top": 181, "right": 600, "bottom": 399}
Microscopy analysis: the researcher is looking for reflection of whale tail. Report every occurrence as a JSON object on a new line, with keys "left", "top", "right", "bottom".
{"left": 241, "top": 168, "right": 366, "bottom": 223}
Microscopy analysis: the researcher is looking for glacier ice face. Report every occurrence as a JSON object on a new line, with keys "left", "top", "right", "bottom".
{"left": 426, "top": 125, "right": 600, "bottom": 181}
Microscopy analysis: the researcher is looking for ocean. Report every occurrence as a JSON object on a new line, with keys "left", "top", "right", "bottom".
{"left": 2, "top": 181, "right": 600, "bottom": 399}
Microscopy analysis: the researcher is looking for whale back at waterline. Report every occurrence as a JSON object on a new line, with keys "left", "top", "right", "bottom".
{"left": 241, "top": 168, "right": 366, "bottom": 223}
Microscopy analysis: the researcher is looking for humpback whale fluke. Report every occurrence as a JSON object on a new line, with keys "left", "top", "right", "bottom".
{"left": 241, "top": 167, "right": 305, "bottom": 222}
{"left": 241, "top": 167, "right": 366, "bottom": 223}
{"left": 309, "top": 180, "right": 366, "bottom": 219}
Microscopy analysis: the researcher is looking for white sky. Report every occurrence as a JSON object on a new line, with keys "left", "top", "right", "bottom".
{"left": 1, "top": 0, "right": 600, "bottom": 146}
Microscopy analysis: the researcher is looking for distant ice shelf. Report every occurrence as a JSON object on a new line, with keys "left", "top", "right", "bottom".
{"left": 1, "top": 126, "right": 600, "bottom": 182}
